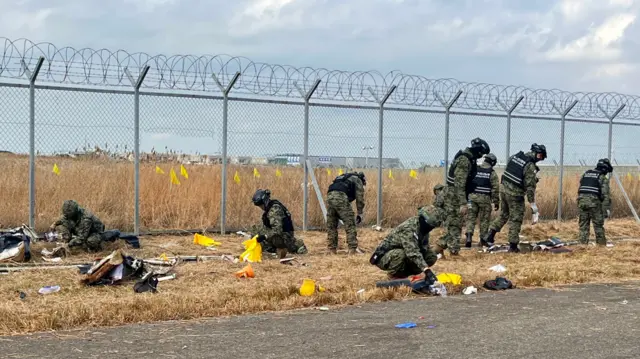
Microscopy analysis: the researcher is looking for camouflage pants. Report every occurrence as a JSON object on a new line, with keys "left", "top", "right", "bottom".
{"left": 577, "top": 196, "right": 606, "bottom": 245}
{"left": 262, "top": 233, "right": 308, "bottom": 254}
{"left": 466, "top": 194, "right": 492, "bottom": 236}
{"left": 489, "top": 192, "right": 524, "bottom": 244}
{"left": 438, "top": 190, "right": 463, "bottom": 253}
{"left": 326, "top": 191, "right": 357, "bottom": 250}
{"left": 55, "top": 220, "right": 105, "bottom": 252}
{"left": 376, "top": 249, "right": 423, "bottom": 278}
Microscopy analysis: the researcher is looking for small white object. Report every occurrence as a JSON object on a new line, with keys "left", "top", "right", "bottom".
{"left": 606, "top": 243, "right": 614, "bottom": 248}
{"left": 318, "top": 306, "right": 329, "bottom": 311}
{"left": 436, "top": 253, "right": 443, "bottom": 259}
{"left": 356, "top": 289, "right": 365, "bottom": 295}
{"left": 532, "top": 212, "right": 539, "bottom": 224}
{"left": 372, "top": 225, "right": 383, "bottom": 231}
{"left": 489, "top": 264, "right": 507, "bottom": 273}
{"left": 38, "top": 285, "right": 61, "bottom": 295}
{"left": 462, "top": 286, "right": 478, "bottom": 295}
{"left": 621, "top": 300, "right": 628, "bottom": 305}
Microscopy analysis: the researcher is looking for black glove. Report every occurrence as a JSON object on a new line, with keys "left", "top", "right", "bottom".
{"left": 494, "top": 203, "right": 499, "bottom": 211}
{"left": 256, "top": 234, "right": 267, "bottom": 243}
{"left": 355, "top": 215, "right": 362, "bottom": 225}
{"left": 424, "top": 268, "right": 437, "bottom": 286}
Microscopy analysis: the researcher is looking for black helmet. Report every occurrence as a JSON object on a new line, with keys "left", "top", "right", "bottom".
{"left": 356, "top": 172, "right": 366, "bottom": 186}
{"left": 596, "top": 158, "right": 613, "bottom": 173}
{"left": 470, "top": 138, "right": 490, "bottom": 157}
{"left": 252, "top": 189, "right": 271, "bottom": 206}
{"left": 484, "top": 153, "right": 497, "bottom": 166}
{"left": 530, "top": 143, "right": 547, "bottom": 161}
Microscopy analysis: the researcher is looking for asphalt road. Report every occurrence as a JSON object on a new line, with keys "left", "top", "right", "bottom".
{"left": 2, "top": 282, "right": 639, "bottom": 359}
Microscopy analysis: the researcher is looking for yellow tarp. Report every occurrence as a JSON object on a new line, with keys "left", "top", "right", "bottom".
{"left": 240, "top": 236, "right": 262, "bottom": 263}
{"left": 436, "top": 273, "right": 462, "bottom": 285}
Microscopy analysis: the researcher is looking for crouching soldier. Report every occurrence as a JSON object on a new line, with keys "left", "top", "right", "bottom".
{"left": 49, "top": 200, "right": 105, "bottom": 252}
{"left": 369, "top": 205, "right": 442, "bottom": 282}
{"left": 252, "top": 189, "right": 308, "bottom": 258}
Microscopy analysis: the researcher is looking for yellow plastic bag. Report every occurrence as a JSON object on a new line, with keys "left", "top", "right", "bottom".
{"left": 436, "top": 273, "right": 462, "bottom": 285}
{"left": 299, "top": 279, "right": 316, "bottom": 296}
{"left": 193, "top": 233, "right": 221, "bottom": 247}
{"left": 240, "top": 236, "right": 262, "bottom": 263}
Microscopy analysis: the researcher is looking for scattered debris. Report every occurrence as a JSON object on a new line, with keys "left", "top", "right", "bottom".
{"left": 436, "top": 273, "right": 462, "bottom": 285}
{"left": 280, "top": 257, "right": 307, "bottom": 266}
{"left": 18, "top": 291, "right": 27, "bottom": 300}
{"left": 489, "top": 264, "right": 507, "bottom": 273}
{"left": 372, "top": 225, "right": 383, "bottom": 232}
{"left": 38, "top": 285, "right": 61, "bottom": 295}
{"left": 376, "top": 277, "right": 446, "bottom": 296}
{"left": 426, "top": 325, "right": 437, "bottom": 329}
{"left": 483, "top": 277, "right": 514, "bottom": 290}
{"left": 462, "top": 286, "right": 478, "bottom": 295}
{"left": 318, "top": 306, "right": 329, "bottom": 311}
{"left": 42, "top": 246, "right": 69, "bottom": 259}
{"left": 418, "top": 316, "right": 425, "bottom": 320}
{"left": 235, "top": 264, "right": 255, "bottom": 279}
{"left": 395, "top": 322, "right": 417, "bottom": 329}
{"left": 621, "top": 300, "right": 628, "bottom": 305}
{"left": 319, "top": 275, "right": 333, "bottom": 281}
{"left": 42, "top": 257, "right": 63, "bottom": 263}
{"left": 193, "top": 233, "right": 221, "bottom": 247}
{"left": 0, "top": 227, "right": 32, "bottom": 263}
{"left": 606, "top": 243, "right": 614, "bottom": 248}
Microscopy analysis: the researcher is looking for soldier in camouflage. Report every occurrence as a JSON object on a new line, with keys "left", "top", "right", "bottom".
{"left": 252, "top": 189, "right": 308, "bottom": 259}
{"left": 49, "top": 200, "right": 105, "bottom": 252}
{"left": 370, "top": 205, "right": 442, "bottom": 283}
{"left": 577, "top": 158, "right": 613, "bottom": 245}
{"left": 435, "top": 138, "right": 491, "bottom": 256}
{"left": 465, "top": 153, "right": 500, "bottom": 248}
{"left": 432, "top": 184, "right": 446, "bottom": 228}
{"left": 482, "top": 143, "right": 547, "bottom": 252}
{"left": 325, "top": 172, "right": 366, "bottom": 255}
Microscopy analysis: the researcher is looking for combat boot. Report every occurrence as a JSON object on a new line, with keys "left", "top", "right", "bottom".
{"left": 508, "top": 242, "right": 520, "bottom": 253}
{"left": 481, "top": 229, "right": 497, "bottom": 247}
{"left": 465, "top": 233, "right": 473, "bottom": 248}
{"left": 348, "top": 247, "right": 364, "bottom": 255}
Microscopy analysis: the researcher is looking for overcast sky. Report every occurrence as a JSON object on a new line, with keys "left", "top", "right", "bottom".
{"left": 1, "top": 0, "right": 640, "bottom": 165}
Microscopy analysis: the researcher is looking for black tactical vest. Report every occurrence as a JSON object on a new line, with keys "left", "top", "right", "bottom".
{"left": 446, "top": 151, "right": 477, "bottom": 197}
{"left": 262, "top": 200, "right": 294, "bottom": 233}
{"left": 471, "top": 167, "right": 493, "bottom": 195}
{"left": 328, "top": 173, "right": 356, "bottom": 202}
{"left": 502, "top": 151, "right": 531, "bottom": 189}
{"left": 578, "top": 169, "right": 603, "bottom": 199}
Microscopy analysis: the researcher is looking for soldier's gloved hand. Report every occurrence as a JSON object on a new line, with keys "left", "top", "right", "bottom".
{"left": 605, "top": 209, "right": 611, "bottom": 219}
{"left": 459, "top": 205, "right": 468, "bottom": 216}
{"left": 423, "top": 268, "right": 437, "bottom": 286}
{"left": 355, "top": 215, "right": 362, "bottom": 225}
{"left": 494, "top": 203, "right": 499, "bottom": 211}
{"left": 256, "top": 234, "right": 267, "bottom": 243}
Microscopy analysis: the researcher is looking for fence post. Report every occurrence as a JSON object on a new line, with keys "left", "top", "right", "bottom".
{"left": 435, "top": 90, "right": 463, "bottom": 182}
{"left": 213, "top": 71, "right": 241, "bottom": 235}
{"left": 597, "top": 104, "right": 626, "bottom": 160}
{"left": 550, "top": 100, "right": 578, "bottom": 221}
{"left": 124, "top": 65, "right": 150, "bottom": 235}
{"left": 294, "top": 79, "right": 321, "bottom": 231}
{"left": 21, "top": 56, "right": 44, "bottom": 229}
{"left": 367, "top": 85, "right": 397, "bottom": 227}
{"left": 496, "top": 95, "right": 524, "bottom": 163}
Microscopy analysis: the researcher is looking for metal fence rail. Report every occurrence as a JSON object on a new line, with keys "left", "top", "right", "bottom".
{"left": 2, "top": 37, "right": 640, "bottom": 234}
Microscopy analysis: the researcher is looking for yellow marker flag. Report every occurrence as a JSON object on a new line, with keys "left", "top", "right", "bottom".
{"left": 338, "top": 168, "right": 344, "bottom": 175}
{"left": 275, "top": 169, "right": 282, "bottom": 177}
{"left": 170, "top": 168, "right": 181, "bottom": 185}
{"left": 159, "top": 253, "right": 169, "bottom": 261}
{"left": 327, "top": 168, "right": 332, "bottom": 176}
{"left": 253, "top": 168, "right": 260, "bottom": 178}
{"left": 155, "top": 166, "right": 165, "bottom": 174}
{"left": 627, "top": 172, "right": 632, "bottom": 180}
{"left": 388, "top": 169, "right": 394, "bottom": 179}
{"left": 193, "top": 233, "right": 221, "bottom": 247}
{"left": 180, "top": 165, "right": 189, "bottom": 179}
{"left": 52, "top": 164, "right": 60, "bottom": 175}
{"left": 234, "top": 170, "right": 241, "bottom": 184}
{"left": 409, "top": 169, "right": 417, "bottom": 179}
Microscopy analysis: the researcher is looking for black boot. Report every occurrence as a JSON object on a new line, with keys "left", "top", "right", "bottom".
{"left": 508, "top": 242, "right": 520, "bottom": 253}
{"left": 465, "top": 233, "right": 472, "bottom": 248}
{"left": 481, "top": 229, "right": 497, "bottom": 247}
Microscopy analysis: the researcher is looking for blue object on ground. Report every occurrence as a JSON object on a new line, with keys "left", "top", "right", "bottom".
{"left": 395, "top": 322, "right": 417, "bottom": 328}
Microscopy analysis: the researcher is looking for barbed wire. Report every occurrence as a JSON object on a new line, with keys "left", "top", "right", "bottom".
{"left": 1, "top": 37, "right": 640, "bottom": 120}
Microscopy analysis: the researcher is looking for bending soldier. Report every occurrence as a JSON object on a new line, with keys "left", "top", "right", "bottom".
{"left": 577, "top": 159, "right": 613, "bottom": 245}
{"left": 252, "top": 189, "right": 308, "bottom": 259}
{"left": 370, "top": 205, "right": 442, "bottom": 283}
{"left": 482, "top": 143, "right": 547, "bottom": 252}
{"left": 326, "top": 172, "right": 366, "bottom": 255}
{"left": 435, "top": 138, "right": 490, "bottom": 256}
{"left": 49, "top": 200, "right": 105, "bottom": 252}
{"left": 465, "top": 153, "right": 499, "bottom": 248}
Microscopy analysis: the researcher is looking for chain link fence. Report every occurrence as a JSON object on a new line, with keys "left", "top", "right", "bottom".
{"left": 1, "top": 38, "right": 640, "bottom": 233}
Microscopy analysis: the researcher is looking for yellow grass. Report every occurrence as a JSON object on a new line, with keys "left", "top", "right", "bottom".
{"left": 1, "top": 155, "right": 639, "bottom": 232}
{"left": 1, "top": 219, "right": 640, "bottom": 335}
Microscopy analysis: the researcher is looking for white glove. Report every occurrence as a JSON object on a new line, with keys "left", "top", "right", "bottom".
{"left": 530, "top": 203, "right": 538, "bottom": 214}
{"left": 606, "top": 209, "right": 611, "bottom": 219}
{"left": 532, "top": 212, "right": 539, "bottom": 225}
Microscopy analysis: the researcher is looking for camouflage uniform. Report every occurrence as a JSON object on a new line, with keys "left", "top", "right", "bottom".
{"left": 466, "top": 162, "right": 499, "bottom": 239}
{"left": 256, "top": 199, "right": 308, "bottom": 256}
{"left": 51, "top": 200, "right": 105, "bottom": 252}
{"left": 326, "top": 173, "right": 365, "bottom": 251}
{"left": 372, "top": 205, "right": 442, "bottom": 279}
{"left": 437, "top": 148, "right": 476, "bottom": 254}
{"left": 577, "top": 169, "right": 611, "bottom": 245}
{"left": 487, "top": 151, "right": 538, "bottom": 245}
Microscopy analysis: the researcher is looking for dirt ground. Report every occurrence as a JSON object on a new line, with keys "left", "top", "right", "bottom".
{"left": 1, "top": 219, "right": 640, "bottom": 335}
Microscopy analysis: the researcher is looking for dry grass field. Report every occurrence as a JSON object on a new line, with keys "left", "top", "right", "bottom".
{"left": 2, "top": 220, "right": 640, "bottom": 336}
{"left": 1, "top": 155, "right": 639, "bottom": 232}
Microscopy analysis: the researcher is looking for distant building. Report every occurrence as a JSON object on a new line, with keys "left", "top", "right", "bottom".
{"left": 272, "top": 153, "right": 402, "bottom": 168}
